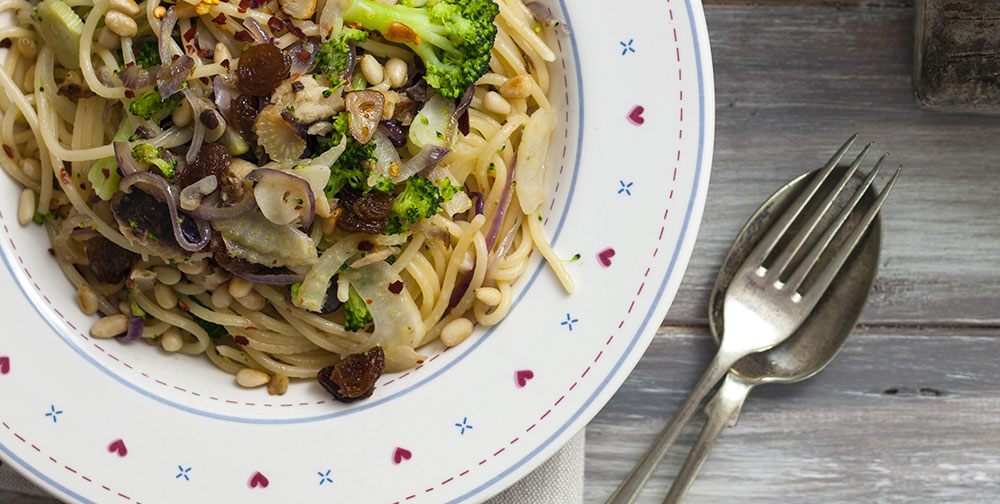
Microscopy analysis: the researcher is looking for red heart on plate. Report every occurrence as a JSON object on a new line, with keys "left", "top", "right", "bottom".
{"left": 392, "top": 447, "right": 412, "bottom": 464}
{"left": 248, "top": 471, "right": 269, "bottom": 489}
{"left": 107, "top": 439, "right": 127, "bottom": 457}
{"left": 0, "top": 356, "right": 9, "bottom": 374}
{"left": 597, "top": 248, "right": 616, "bottom": 268}
{"left": 515, "top": 370, "right": 534, "bottom": 388}
{"left": 627, "top": 105, "right": 645, "bottom": 126}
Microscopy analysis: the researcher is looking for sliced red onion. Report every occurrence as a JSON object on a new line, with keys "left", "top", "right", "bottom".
{"left": 379, "top": 120, "right": 406, "bottom": 148}
{"left": 525, "top": 2, "right": 570, "bottom": 34}
{"left": 468, "top": 190, "right": 484, "bottom": 216}
{"left": 484, "top": 153, "right": 516, "bottom": 249}
{"left": 243, "top": 17, "right": 271, "bottom": 44}
{"left": 287, "top": 39, "right": 318, "bottom": 76}
{"left": 119, "top": 171, "right": 211, "bottom": 252}
{"left": 247, "top": 168, "right": 316, "bottom": 229}
{"left": 338, "top": 42, "right": 356, "bottom": 83}
{"left": 213, "top": 75, "right": 238, "bottom": 118}
{"left": 448, "top": 85, "right": 474, "bottom": 140}
{"left": 69, "top": 227, "right": 102, "bottom": 241}
{"left": 157, "top": 55, "right": 194, "bottom": 98}
{"left": 118, "top": 64, "right": 161, "bottom": 90}
{"left": 214, "top": 247, "right": 304, "bottom": 285}
{"left": 394, "top": 145, "right": 450, "bottom": 183}
{"left": 188, "top": 191, "right": 257, "bottom": 221}
{"left": 117, "top": 314, "right": 144, "bottom": 342}
{"left": 159, "top": 7, "right": 178, "bottom": 63}
{"left": 484, "top": 214, "right": 520, "bottom": 283}
{"left": 182, "top": 87, "right": 205, "bottom": 163}
{"left": 113, "top": 141, "right": 142, "bottom": 175}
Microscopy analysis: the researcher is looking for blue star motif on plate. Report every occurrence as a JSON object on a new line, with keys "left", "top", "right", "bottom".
{"left": 317, "top": 469, "right": 333, "bottom": 486}
{"left": 455, "top": 417, "right": 473, "bottom": 435}
{"left": 176, "top": 466, "right": 191, "bottom": 481}
{"left": 618, "top": 181, "right": 633, "bottom": 196}
{"left": 620, "top": 39, "right": 636, "bottom": 55}
{"left": 44, "top": 405, "right": 62, "bottom": 423}
{"left": 560, "top": 313, "right": 579, "bottom": 331}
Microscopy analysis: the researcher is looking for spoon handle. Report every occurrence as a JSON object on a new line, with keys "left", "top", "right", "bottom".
{"left": 662, "top": 374, "right": 752, "bottom": 504}
{"left": 606, "top": 349, "right": 742, "bottom": 504}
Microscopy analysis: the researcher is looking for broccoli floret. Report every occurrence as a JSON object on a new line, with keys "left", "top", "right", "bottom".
{"left": 133, "top": 39, "right": 161, "bottom": 69}
{"left": 343, "top": 285, "right": 373, "bottom": 331}
{"left": 384, "top": 174, "right": 443, "bottom": 234}
{"left": 374, "top": 176, "right": 395, "bottom": 193}
{"left": 128, "top": 89, "right": 182, "bottom": 121}
{"left": 436, "top": 177, "right": 462, "bottom": 202}
{"left": 131, "top": 144, "right": 178, "bottom": 178}
{"left": 321, "top": 112, "right": 377, "bottom": 198}
{"left": 314, "top": 27, "right": 369, "bottom": 87}
{"left": 341, "top": 0, "right": 499, "bottom": 98}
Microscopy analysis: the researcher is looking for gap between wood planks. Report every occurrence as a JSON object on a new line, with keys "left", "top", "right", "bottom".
{"left": 702, "top": 0, "right": 912, "bottom": 10}
{"left": 661, "top": 320, "right": 1000, "bottom": 331}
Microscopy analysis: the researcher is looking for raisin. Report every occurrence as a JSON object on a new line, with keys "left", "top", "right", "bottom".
{"left": 337, "top": 190, "right": 393, "bottom": 234}
{"left": 237, "top": 43, "right": 290, "bottom": 96}
{"left": 317, "top": 346, "right": 385, "bottom": 402}
{"left": 178, "top": 143, "right": 231, "bottom": 189}
{"left": 228, "top": 94, "right": 259, "bottom": 142}
{"left": 85, "top": 236, "right": 139, "bottom": 284}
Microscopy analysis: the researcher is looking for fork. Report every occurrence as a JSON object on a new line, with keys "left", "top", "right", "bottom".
{"left": 606, "top": 135, "right": 901, "bottom": 504}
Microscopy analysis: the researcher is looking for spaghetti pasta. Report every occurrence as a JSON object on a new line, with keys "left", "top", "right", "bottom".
{"left": 0, "top": 0, "right": 572, "bottom": 399}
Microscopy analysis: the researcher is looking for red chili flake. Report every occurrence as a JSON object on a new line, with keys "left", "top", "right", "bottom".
{"left": 388, "top": 281, "right": 404, "bottom": 294}
{"left": 177, "top": 300, "right": 190, "bottom": 311}
{"left": 125, "top": 89, "right": 135, "bottom": 99}
{"left": 211, "top": 13, "right": 227, "bottom": 24}
{"left": 200, "top": 77, "right": 210, "bottom": 85}
{"left": 238, "top": 0, "right": 251, "bottom": 9}
{"left": 245, "top": 326, "right": 258, "bottom": 331}
{"left": 186, "top": 45, "right": 196, "bottom": 54}
{"left": 198, "top": 48, "right": 213, "bottom": 59}
{"left": 59, "top": 168, "right": 70, "bottom": 184}
{"left": 48, "top": 248, "right": 55, "bottom": 256}
{"left": 284, "top": 20, "right": 307, "bottom": 40}
{"left": 234, "top": 30, "right": 254, "bottom": 43}
{"left": 296, "top": 51, "right": 310, "bottom": 63}
{"left": 267, "top": 16, "right": 283, "bottom": 32}
{"left": 357, "top": 240, "right": 374, "bottom": 251}
{"left": 0, "top": 39, "right": 10, "bottom": 49}
{"left": 237, "top": 6, "right": 247, "bottom": 13}
{"left": 221, "top": 59, "right": 231, "bottom": 69}
{"left": 124, "top": 61, "right": 135, "bottom": 68}
{"left": 101, "top": 168, "right": 111, "bottom": 178}
{"left": 233, "top": 335, "right": 250, "bottom": 345}
{"left": 365, "top": 299, "right": 373, "bottom": 305}
{"left": 183, "top": 27, "right": 197, "bottom": 42}
{"left": 172, "top": 54, "right": 180, "bottom": 61}
{"left": 2, "top": 145, "right": 12, "bottom": 158}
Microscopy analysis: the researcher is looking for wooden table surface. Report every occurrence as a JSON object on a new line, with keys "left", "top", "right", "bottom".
{"left": 5, "top": 0, "right": 1000, "bottom": 502}
{"left": 584, "top": 0, "right": 1000, "bottom": 502}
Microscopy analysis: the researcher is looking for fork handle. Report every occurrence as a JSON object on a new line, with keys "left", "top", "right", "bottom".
{"left": 606, "top": 350, "right": 742, "bottom": 504}
{"left": 663, "top": 374, "right": 752, "bottom": 504}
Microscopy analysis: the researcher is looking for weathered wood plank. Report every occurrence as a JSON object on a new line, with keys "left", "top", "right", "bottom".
{"left": 586, "top": 326, "right": 1000, "bottom": 502}
{"left": 662, "top": 6, "right": 1000, "bottom": 327}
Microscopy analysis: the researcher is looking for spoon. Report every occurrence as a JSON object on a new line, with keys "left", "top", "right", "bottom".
{"left": 662, "top": 163, "right": 883, "bottom": 502}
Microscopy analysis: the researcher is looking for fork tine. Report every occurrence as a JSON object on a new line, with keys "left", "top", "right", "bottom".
{"left": 766, "top": 142, "right": 873, "bottom": 281}
{"left": 785, "top": 153, "right": 886, "bottom": 293}
{"left": 745, "top": 134, "right": 859, "bottom": 270}
{"left": 798, "top": 165, "right": 901, "bottom": 306}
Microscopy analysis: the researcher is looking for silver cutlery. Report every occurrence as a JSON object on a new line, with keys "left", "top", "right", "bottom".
{"left": 607, "top": 135, "right": 900, "bottom": 504}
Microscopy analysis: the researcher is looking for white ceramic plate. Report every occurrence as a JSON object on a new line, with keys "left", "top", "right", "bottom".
{"left": 0, "top": 0, "right": 713, "bottom": 501}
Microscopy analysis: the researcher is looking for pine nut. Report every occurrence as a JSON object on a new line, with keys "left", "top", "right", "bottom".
{"left": 16, "top": 37, "right": 37, "bottom": 59}
{"left": 109, "top": 0, "right": 141, "bottom": 17}
{"left": 483, "top": 91, "right": 511, "bottom": 115}
{"left": 17, "top": 188, "right": 35, "bottom": 226}
{"left": 177, "top": 259, "right": 206, "bottom": 275}
{"left": 90, "top": 314, "right": 129, "bottom": 339}
{"left": 172, "top": 100, "right": 193, "bottom": 127}
{"left": 268, "top": 374, "right": 289, "bottom": 395}
{"left": 154, "top": 282, "right": 178, "bottom": 309}
{"left": 105, "top": 10, "right": 138, "bottom": 37}
{"left": 21, "top": 158, "right": 40, "bottom": 180}
{"left": 211, "top": 282, "right": 233, "bottom": 309}
{"left": 440, "top": 317, "right": 474, "bottom": 347}
{"left": 228, "top": 276, "right": 253, "bottom": 298}
{"left": 213, "top": 42, "right": 230, "bottom": 65}
{"left": 152, "top": 265, "right": 182, "bottom": 285}
{"left": 153, "top": 5, "right": 167, "bottom": 18}
{"left": 474, "top": 287, "right": 501, "bottom": 307}
{"left": 129, "top": 268, "right": 156, "bottom": 287}
{"left": 119, "top": 301, "right": 131, "bottom": 315}
{"left": 160, "top": 327, "right": 183, "bottom": 352}
{"left": 384, "top": 57, "right": 407, "bottom": 88}
{"left": 499, "top": 75, "right": 533, "bottom": 100}
{"left": 236, "top": 368, "right": 270, "bottom": 388}
{"left": 360, "top": 54, "right": 384, "bottom": 86}
{"left": 236, "top": 290, "right": 265, "bottom": 311}
{"left": 77, "top": 284, "right": 99, "bottom": 315}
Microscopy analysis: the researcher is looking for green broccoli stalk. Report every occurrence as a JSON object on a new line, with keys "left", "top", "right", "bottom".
{"left": 341, "top": 0, "right": 499, "bottom": 98}
{"left": 385, "top": 174, "right": 444, "bottom": 234}
{"left": 314, "top": 27, "right": 369, "bottom": 87}
{"left": 131, "top": 144, "right": 178, "bottom": 178}
{"left": 128, "top": 89, "right": 183, "bottom": 121}
{"left": 344, "top": 285, "right": 373, "bottom": 331}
